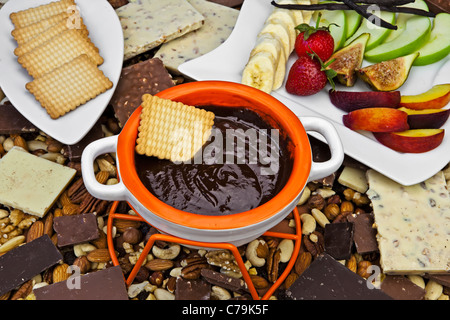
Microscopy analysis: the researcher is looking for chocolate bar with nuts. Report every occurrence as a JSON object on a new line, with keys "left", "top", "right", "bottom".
{"left": 0, "top": 235, "right": 62, "bottom": 296}
{"left": 109, "top": 58, "right": 174, "bottom": 127}
{"left": 0, "top": 101, "right": 39, "bottom": 134}
{"left": 175, "top": 277, "right": 211, "bottom": 300}
{"left": 380, "top": 275, "right": 426, "bottom": 300}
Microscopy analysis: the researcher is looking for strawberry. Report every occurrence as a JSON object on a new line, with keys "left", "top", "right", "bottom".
{"left": 285, "top": 53, "right": 337, "bottom": 96}
{"left": 294, "top": 13, "right": 336, "bottom": 62}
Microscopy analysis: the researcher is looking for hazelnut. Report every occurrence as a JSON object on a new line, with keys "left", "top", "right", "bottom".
{"left": 149, "top": 271, "right": 164, "bottom": 286}
{"left": 122, "top": 227, "right": 142, "bottom": 244}
{"left": 357, "top": 260, "right": 372, "bottom": 279}
{"left": 324, "top": 203, "right": 340, "bottom": 221}
{"left": 134, "top": 267, "right": 150, "bottom": 283}
{"left": 326, "top": 194, "right": 341, "bottom": 206}
{"left": 340, "top": 201, "right": 354, "bottom": 215}
{"left": 307, "top": 194, "right": 325, "bottom": 211}
{"left": 343, "top": 188, "right": 356, "bottom": 201}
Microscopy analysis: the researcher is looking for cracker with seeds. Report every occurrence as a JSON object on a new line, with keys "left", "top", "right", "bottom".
{"left": 18, "top": 28, "right": 103, "bottom": 78}
{"left": 14, "top": 17, "right": 89, "bottom": 57}
{"left": 26, "top": 54, "right": 113, "bottom": 119}
{"left": 10, "top": 0, "right": 76, "bottom": 28}
{"left": 136, "top": 94, "right": 215, "bottom": 162}
{"left": 11, "top": 12, "right": 69, "bottom": 45}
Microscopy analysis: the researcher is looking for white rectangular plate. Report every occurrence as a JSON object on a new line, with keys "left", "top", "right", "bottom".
{"left": 0, "top": 0, "right": 124, "bottom": 145}
{"left": 179, "top": 0, "right": 450, "bottom": 186}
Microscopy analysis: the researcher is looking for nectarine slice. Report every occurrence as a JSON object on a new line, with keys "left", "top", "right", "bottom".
{"left": 343, "top": 108, "right": 409, "bottom": 132}
{"left": 373, "top": 129, "right": 445, "bottom": 153}
{"left": 398, "top": 107, "right": 450, "bottom": 129}
{"left": 329, "top": 90, "right": 401, "bottom": 112}
{"left": 399, "top": 84, "right": 450, "bottom": 110}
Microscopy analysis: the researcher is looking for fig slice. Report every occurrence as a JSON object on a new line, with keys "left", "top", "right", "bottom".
{"left": 325, "top": 33, "right": 369, "bottom": 87}
{"left": 356, "top": 52, "right": 419, "bottom": 91}
{"left": 329, "top": 89, "right": 400, "bottom": 112}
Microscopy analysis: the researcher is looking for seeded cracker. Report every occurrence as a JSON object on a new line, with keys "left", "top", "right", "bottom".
{"left": 14, "top": 17, "right": 89, "bottom": 57}
{"left": 11, "top": 12, "right": 69, "bottom": 46}
{"left": 26, "top": 54, "right": 112, "bottom": 119}
{"left": 18, "top": 29, "right": 103, "bottom": 79}
{"left": 10, "top": 0, "right": 76, "bottom": 28}
{"left": 136, "top": 94, "right": 215, "bottom": 162}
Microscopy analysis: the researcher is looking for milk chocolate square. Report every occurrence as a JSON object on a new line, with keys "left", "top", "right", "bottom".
{"left": 347, "top": 213, "right": 379, "bottom": 254}
{"left": 285, "top": 253, "right": 392, "bottom": 300}
{"left": 0, "top": 235, "right": 62, "bottom": 296}
{"left": 53, "top": 213, "right": 99, "bottom": 247}
{"left": 34, "top": 265, "right": 128, "bottom": 300}
{"left": 380, "top": 275, "right": 426, "bottom": 300}
{"left": 175, "top": 277, "right": 211, "bottom": 300}
{"left": 109, "top": 58, "right": 174, "bottom": 127}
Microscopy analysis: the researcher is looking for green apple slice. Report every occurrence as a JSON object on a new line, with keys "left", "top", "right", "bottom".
{"left": 383, "top": 0, "right": 429, "bottom": 43}
{"left": 344, "top": 9, "right": 362, "bottom": 40}
{"left": 344, "top": 10, "right": 396, "bottom": 51}
{"left": 364, "top": 15, "right": 431, "bottom": 62}
{"left": 313, "top": 4, "right": 347, "bottom": 51}
{"left": 413, "top": 13, "right": 450, "bottom": 66}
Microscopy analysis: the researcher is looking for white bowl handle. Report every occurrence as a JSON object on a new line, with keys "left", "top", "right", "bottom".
{"left": 300, "top": 117, "right": 344, "bottom": 182}
{"left": 81, "top": 135, "right": 128, "bottom": 201}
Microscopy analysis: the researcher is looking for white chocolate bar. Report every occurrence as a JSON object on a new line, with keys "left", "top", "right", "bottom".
{"left": 116, "top": 0, "right": 205, "bottom": 60}
{"left": 154, "top": 0, "right": 239, "bottom": 73}
{"left": 0, "top": 148, "right": 76, "bottom": 217}
{"left": 366, "top": 169, "right": 450, "bottom": 274}
{"left": 338, "top": 166, "right": 368, "bottom": 193}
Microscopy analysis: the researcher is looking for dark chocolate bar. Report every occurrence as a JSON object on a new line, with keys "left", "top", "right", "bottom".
{"left": 285, "top": 253, "right": 392, "bottom": 300}
{"left": 0, "top": 101, "right": 39, "bottom": 134}
{"left": 324, "top": 222, "right": 354, "bottom": 260}
{"left": 175, "top": 277, "right": 211, "bottom": 300}
{"left": 380, "top": 275, "right": 426, "bottom": 300}
{"left": 0, "top": 235, "right": 62, "bottom": 296}
{"left": 34, "top": 265, "right": 128, "bottom": 300}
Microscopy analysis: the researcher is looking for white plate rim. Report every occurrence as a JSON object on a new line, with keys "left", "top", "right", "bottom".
{"left": 0, "top": 0, "right": 124, "bottom": 145}
{"left": 179, "top": 0, "right": 450, "bottom": 186}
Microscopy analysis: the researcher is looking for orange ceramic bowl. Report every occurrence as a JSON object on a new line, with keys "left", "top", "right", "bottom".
{"left": 82, "top": 81, "right": 343, "bottom": 245}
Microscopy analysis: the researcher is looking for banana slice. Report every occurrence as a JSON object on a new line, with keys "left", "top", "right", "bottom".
{"left": 267, "top": 10, "right": 297, "bottom": 53}
{"left": 258, "top": 20, "right": 291, "bottom": 61}
{"left": 241, "top": 51, "right": 276, "bottom": 93}
{"left": 297, "top": 0, "right": 313, "bottom": 24}
{"left": 278, "top": 0, "right": 304, "bottom": 27}
{"left": 250, "top": 33, "right": 286, "bottom": 90}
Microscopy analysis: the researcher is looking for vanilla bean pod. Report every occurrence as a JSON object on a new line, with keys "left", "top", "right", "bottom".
{"left": 342, "top": 0, "right": 396, "bottom": 29}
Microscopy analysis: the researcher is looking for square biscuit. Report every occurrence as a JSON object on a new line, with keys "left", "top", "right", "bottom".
{"left": 26, "top": 54, "right": 112, "bottom": 119}
{"left": 10, "top": 0, "right": 76, "bottom": 28}
{"left": 14, "top": 17, "right": 89, "bottom": 57}
{"left": 136, "top": 94, "right": 215, "bottom": 162}
{"left": 11, "top": 12, "right": 69, "bottom": 46}
{"left": 18, "top": 28, "right": 103, "bottom": 79}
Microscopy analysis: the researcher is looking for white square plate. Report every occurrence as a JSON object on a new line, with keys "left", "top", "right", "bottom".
{"left": 179, "top": 0, "right": 450, "bottom": 186}
{"left": 0, "top": 0, "right": 124, "bottom": 145}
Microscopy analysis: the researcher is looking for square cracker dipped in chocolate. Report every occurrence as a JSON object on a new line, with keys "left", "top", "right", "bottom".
{"left": 110, "top": 58, "right": 174, "bottom": 128}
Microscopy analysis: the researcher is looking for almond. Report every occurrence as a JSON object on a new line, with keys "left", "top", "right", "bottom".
{"left": 145, "top": 258, "right": 174, "bottom": 271}
{"left": 114, "top": 219, "right": 142, "bottom": 233}
{"left": 53, "top": 263, "right": 71, "bottom": 283}
{"left": 62, "top": 203, "right": 79, "bottom": 216}
{"left": 250, "top": 275, "right": 269, "bottom": 289}
{"left": 95, "top": 170, "right": 110, "bottom": 184}
{"left": 294, "top": 251, "right": 312, "bottom": 275}
{"left": 43, "top": 212, "right": 54, "bottom": 237}
{"left": 13, "top": 135, "right": 28, "bottom": 151}
{"left": 86, "top": 248, "right": 111, "bottom": 263}
{"left": 26, "top": 220, "right": 44, "bottom": 243}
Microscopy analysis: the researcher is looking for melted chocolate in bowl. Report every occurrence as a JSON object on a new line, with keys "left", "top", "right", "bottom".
{"left": 135, "top": 106, "right": 294, "bottom": 216}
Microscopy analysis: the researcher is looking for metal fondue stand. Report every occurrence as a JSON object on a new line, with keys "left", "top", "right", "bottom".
{"left": 107, "top": 201, "right": 302, "bottom": 300}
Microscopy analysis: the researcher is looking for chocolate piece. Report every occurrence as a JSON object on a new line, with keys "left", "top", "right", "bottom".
{"left": 285, "top": 253, "right": 392, "bottom": 300}
{"left": 201, "top": 269, "right": 248, "bottom": 293}
{"left": 347, "top": 213, "right": 379, "bottom": 254}
{"left": 34, "top": 265, "right": 128, "bottom": 300}
{"left": 207, "top": 0, "right": 244, "bottom": 7}
{"left": 61, "top": 120, "right": 104, "bottom": 160}
{"left": 110, "top": 58, "right": 174, "bottom": 127}
{"left": 0, "top": 235, "right": 62, "bottom": 296}
{"left": 0, "top": 101, "right": 39, "bottom": 134}
{"left": 425, "top": 0, "right": 450, "bottom": 14}
{"left": 53, "top": 213, "right": 99, "bottom": 247}
{"left": 175, "top": 277, "right": 211, "bottom": 300}
{"left": 108, "top": 0, "right": 128, "bottom": 9}
{"left": 425, "top": 274, "right": 450, "bottom": 287}
{"left": 380, "top": 275, "right": 426, "bottom": 300}
{"left": 324, "top": 222, "right": 354, "bottom": 260}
